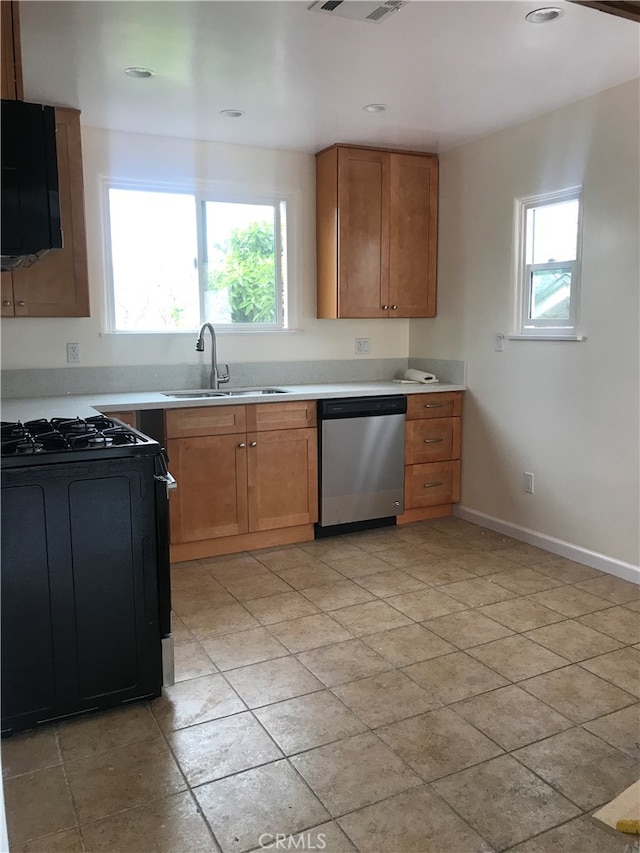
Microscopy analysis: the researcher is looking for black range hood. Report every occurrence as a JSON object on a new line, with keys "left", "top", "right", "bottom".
{"left": 1, "top": 99, "right": 63, "bottom": 272}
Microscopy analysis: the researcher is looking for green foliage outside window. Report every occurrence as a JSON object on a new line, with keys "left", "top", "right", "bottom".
{"left": 208, "top": 220, "right": 277, "bottom": 324}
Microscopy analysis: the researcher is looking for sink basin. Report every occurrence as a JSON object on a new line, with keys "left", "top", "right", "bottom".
{"left": 226, "top": 388, "right": 288, "bottom": 396}
{"left": 162, "top": 388, "right": 288, "bottom": 399}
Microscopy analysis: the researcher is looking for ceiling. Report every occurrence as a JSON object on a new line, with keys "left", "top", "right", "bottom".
{"left": 18, "top": 0, "right": 640, "bottom": 154}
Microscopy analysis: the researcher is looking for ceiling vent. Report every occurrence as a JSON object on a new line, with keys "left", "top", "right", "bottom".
{"left": 308, "top": 0, "right": 407, "bottom": 24}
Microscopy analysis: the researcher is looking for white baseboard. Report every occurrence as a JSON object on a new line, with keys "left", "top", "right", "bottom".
{"left": 454, "top": 504, "right": 640, "bottom": 585}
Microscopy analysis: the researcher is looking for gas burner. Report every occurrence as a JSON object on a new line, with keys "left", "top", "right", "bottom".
{"left": 86, "top": 415, "right": 118, "bottom": 431}
{"left": 103, "top": 427, "right": 139, "bottom": 446}
{"left": 17, "top": 441, "right": 44, "bottom": 454}
{"left": 1, "top": 415, "right": 155, "bottom": 464}
{"left": 1, "top": 423, "right": 29, "bottom": 441}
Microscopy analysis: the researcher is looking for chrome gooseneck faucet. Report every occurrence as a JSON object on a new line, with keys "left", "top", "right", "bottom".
{"left": 196, "top": 323, "right": 230, "bottom": 390}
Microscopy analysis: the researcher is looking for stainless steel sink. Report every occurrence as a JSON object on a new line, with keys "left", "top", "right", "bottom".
{"left": 227, "top": 388, "right": 288, "bottom": 396}
{"left": 162, "top": 388, "right": 288, "bottom": 399}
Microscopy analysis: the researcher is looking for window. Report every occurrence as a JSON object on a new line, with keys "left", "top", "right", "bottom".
{"left": 516, "top": 188, "right": 582, "bottom": 337}
{"left": 106, "top": 186, "right": 288, "bottom": 332}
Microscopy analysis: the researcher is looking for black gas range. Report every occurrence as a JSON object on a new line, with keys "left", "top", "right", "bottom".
{"left": 1, "top": 414, "right": 161, "bottom": 467}
{"left": 1, "top": 411, "right": 174, "bottom": 735}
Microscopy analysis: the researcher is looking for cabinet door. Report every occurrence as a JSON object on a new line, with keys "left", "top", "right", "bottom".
{"left": 337, "top": 147, "right": 390, "bottom": 318}
{"left": 247, "top": 428, "right": 318, "bottom": 531}
{"left": 168, "top": 435, "right": 248, "bottom": 542}
{"left": 1, "top": 1, "right": 23, "bottom": 100}
{"left": 11, "top": 108, "right": 90, "bottom": 317}
{"left": 1, "top": 482, "right": 57, "bottom": 732}
{"left": 1, "top": 272, "right": 15, "bottom": 316}
{"left": 389, "top": 153, "right": 438, "bottom": 318}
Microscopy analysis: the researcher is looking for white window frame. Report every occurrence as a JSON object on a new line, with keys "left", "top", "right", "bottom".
{"left": 103, "top": 179, "right": 291, "bottom": 334}
{"left": 515, "top": 187, "right": 583, "bottom": 338}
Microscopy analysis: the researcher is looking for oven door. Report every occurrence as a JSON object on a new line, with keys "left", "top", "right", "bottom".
{"left": 1, "top": 454, "right": 168, "bottom": 734}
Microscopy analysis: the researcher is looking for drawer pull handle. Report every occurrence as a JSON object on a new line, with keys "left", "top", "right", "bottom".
{"left": 424, "top": 403, "right": 444, "bottom": 409}
{"left": 238, "top": 443, "right": 246, "bottom": 448}
{"left": 250, "top": 441, "right": 257, "bottom": 447}
{"left": 424, "top": 438, "right": 443, "bottom": 444}
{"left": 16, "top": 300, "right": 26, "bottom": 307}
{"left": 423, "top": 481, "right": 443, "bottom": 489}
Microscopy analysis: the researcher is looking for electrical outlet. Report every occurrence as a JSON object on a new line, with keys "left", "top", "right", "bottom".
{"left": 355, "top": 337, "right": 370, "bottom": 355}
{"left": 523, "top": 472, "right": 534, "bottom": 494}
{"left": 66, "top": 343, "right": 80, "bottom": 364}
{"left": 494, "top": 333, "right": 505, "bottom": 352}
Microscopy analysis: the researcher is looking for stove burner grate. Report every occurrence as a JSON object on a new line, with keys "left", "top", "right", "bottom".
{"left": 1, "top": 417, "right": 146, "bottom": 458}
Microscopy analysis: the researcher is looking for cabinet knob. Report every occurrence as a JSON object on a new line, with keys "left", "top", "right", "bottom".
{"left": 250, "top": 441, "right": 257, "bottom": 447}
{"left": 238, "top": 442, "right": 246, "bottom": 448}
{"left": 381, "top": 305, "right": 388, "bottom": 310}
{"left": 391, "top": 305, "right": 398, "bottom": 310}
{"left": 2, "top": 300, "right": 11, "bottom": 307}
{"left": 17, "top": 300, "right": 26, "bottom": 307}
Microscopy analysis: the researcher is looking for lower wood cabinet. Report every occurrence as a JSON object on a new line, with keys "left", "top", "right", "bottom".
{"left": 400, "top": 391, "right": 463, "bottom": 523}
{"left": 166, "top": 401, "right": 318, "bottom": 560}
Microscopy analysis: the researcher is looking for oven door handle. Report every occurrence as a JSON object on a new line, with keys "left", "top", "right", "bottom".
{"left": 154, "top": 471, "right": 177, "bottom": 495}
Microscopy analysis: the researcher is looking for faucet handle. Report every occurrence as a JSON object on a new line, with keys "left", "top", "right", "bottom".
{"left": 217, "top": 363, "right": 230, "bottom": 384}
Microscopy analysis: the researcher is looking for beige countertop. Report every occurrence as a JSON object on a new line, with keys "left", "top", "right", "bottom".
{"left": 1, "top": 381, "right": 465, "bottom": 423}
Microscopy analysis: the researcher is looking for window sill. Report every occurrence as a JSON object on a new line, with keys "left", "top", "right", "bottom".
{"left": 100, "top": 327, "right": 304, "bottom": 337}
{"left": 508, "top": 334, "right": 586, "bottom": 342}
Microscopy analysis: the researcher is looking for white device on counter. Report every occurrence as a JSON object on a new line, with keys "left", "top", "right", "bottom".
{"left": 403, "top": 368, "right": 439, "bottom": 384}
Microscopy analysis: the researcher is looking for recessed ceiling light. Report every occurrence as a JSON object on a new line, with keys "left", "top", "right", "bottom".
{"left": 220, "top": 109, "right": 245, "bottom": 118}
{"left": 124, "top": 67, "right": 156, "bottom": 79}
{"left": 525, "top": 7, "right": 564, "bottom": 23}
{"left": 363, "top": 103, "right": 388, "bottom": 113}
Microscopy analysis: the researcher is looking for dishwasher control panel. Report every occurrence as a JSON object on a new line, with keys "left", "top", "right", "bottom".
{"left": 319, "top": 395, "right": 407, "bottom": 419}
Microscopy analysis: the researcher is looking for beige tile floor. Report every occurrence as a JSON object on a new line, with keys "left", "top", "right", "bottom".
{"left": 3, "top": 518, "right": 640, "bottom": 853}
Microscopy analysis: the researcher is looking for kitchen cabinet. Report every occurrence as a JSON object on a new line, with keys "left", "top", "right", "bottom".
{"left": 1, "top": 107, "right": 90, "bottom": 318}
{"left": 103, "top": 410, "right": 138, "bottom": 430}
{"left": 166, "top": 401, "right": 318, "bottom": 560}
{"left": 316, "top": 144, "right": 438, "bottom": 319}
{"left": 399, "top": 392, "right": 462, "bottom": 523}
{"left": 1, "top": 1, "right": 23, "bottom": 100}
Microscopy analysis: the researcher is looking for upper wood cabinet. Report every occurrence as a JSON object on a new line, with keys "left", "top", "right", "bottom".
{"left": 1, "top": 107, "right": 90, "bottom": 318}
{"left": 1, "top": 1, "right": 23, "bottom": 100}
{"left": 1, "top": 1, "right": 90, "bottom": 319}
{"left": 316, "top": 144, "right": 438, "bottom": 319}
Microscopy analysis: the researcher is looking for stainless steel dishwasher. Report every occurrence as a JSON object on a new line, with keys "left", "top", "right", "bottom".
{"left": 317, "top": 396, "right": 407, "bottom": 533}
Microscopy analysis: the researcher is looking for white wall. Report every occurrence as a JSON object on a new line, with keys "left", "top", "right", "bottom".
{"left": 0, "top": 129, "right": 408, "bottom": 369}
{"left": 411, "top": 79, "right": 640, "bottom": 566}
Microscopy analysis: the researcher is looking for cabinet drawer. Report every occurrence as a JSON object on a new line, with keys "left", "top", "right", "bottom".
{"left": 405, "top": 461, "right": 461, "bottom": 508}
{"left": 247, "top": 401, "right": 317, "bottom": 432}
{"left": 405, "top": 418, "right": 460, "bottom": 464}
{"left": 406, "top": 392, "right": 462, "bottom": 420}
{"left": 166, "top": 406, "right": 246, "bottom": 439}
